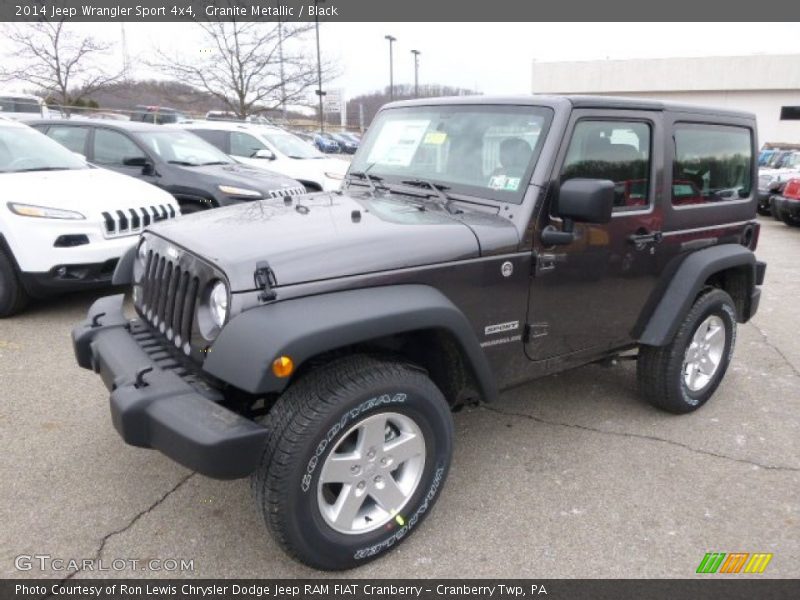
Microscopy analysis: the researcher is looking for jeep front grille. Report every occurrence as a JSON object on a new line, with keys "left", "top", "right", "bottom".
{"left": 266, "top": 186, "right": 305, "bottom": 198}
{"left": 102, "top": 204, "right": 177, "bottom": 238}
{"left": 139, "top": 249, "right": 199, "bottom": 354}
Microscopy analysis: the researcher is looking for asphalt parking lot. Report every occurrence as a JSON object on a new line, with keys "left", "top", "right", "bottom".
{"left": 1, "top": 217, "right": 798, "bottom": 580}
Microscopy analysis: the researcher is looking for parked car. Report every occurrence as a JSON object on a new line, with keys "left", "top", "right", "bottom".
{"left": 0, "top": 92, "right": 49, "bottom": 120}
{"left": 30, "top": 120, "right": 305, "bottom": 214}
{"left": 757, "top": 151, "right": 800, "bottom": 215}
{"left": 770, "top": 177, "right": 800, "bottom": 226}
{"left": 313, "top": 132, "right": 341, "bottom": 153}
{"left": 328, "top": 132, "right": 359, "bottom": 154}
{"left": 130, "top": 105, "right": 189, "bottom": 125}
{"left": 176, "top": 121, "right": 347, "bottom": 192}
{"left": 292, "top": 130, "right": 316, "bottom": 146}
{"left": 73, "top": 95, "right": 765, "bottom": 570}
{"left": 0, "top": 117, "right": 179, "bottom": 317}
{"left": 206, "top": 110, "right": 240, "bottom": 122}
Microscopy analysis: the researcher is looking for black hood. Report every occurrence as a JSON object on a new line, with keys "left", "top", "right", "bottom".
{"left": 149, "top": 190, "right": 519, "bottom": 291}
{"left": 178, "top": 162, "right": 302, "bottom": 194}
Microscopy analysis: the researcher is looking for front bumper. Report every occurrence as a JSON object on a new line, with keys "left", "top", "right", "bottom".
{"left": 72, "top": 294, "right": 268, "bottom": 479}
{"left": 771, "top": 196, "right": 800, "bottom": 219}
{"left": 20, "top": 259, "right": 119, "bottom": 296}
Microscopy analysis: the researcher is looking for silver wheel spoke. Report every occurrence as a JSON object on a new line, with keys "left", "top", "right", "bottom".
{"left": 358, "top": 415, "right": 388, "bottom": 453}
{"left": 370, "top": 476, "right": 407, "bottom": 513}
{"left": 331, "top": 485, "right": 364, "bottom": 529}
{"left": 384, "top": 432, "right": 424, "bottom": 465}
{"left": 706, "top": 325, "right": 723, "bottom": 344}
{"left": 320, "top": 452, "right": 361, "bottom": 484}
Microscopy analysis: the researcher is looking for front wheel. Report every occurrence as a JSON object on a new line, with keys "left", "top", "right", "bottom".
{"left": 638, "top": 288, "right": 737, "bottom": 414}
{"left": 251, "top": 354, "right": 453, "bottom": 570}
{"left": 0, "top": 249, "right": 29, "bottom": 317}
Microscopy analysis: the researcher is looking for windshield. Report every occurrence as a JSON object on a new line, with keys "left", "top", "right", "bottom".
{"left": 0, "top": 125, "right": 88, "bottom": 173}
{"left": 262, "top": 131, "right": 323, "bottom": 159}
{"left": 138, "top": 130, "right": 233, "bottom": 166}
{"left": 349, "top": 104, "right": 552, "bottom": 203}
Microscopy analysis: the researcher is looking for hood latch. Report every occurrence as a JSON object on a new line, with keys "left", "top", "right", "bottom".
{"left": 254, "top": 261, "right": 278, "bottom": 302}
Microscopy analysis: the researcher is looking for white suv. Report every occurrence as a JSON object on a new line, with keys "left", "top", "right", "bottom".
{"left": 176, "top": 121, "right": 347, "bottom": 192}
{"left": 0, "top": 118, "right": 180, "bottom": 316}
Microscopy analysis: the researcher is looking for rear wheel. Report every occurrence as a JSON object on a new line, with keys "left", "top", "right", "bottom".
{"left": 0, "top": 248, "right": 29, "bottom": 317}
{"left": 638, "top": 288, "right": 736, "bottom": 414}
{"left": 251, "top": 354, "right": 453, "bottom": 570}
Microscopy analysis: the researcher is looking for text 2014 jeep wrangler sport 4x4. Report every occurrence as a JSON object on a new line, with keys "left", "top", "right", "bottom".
{"left": 73, "top": 96, "right": 766, "bottom": 570}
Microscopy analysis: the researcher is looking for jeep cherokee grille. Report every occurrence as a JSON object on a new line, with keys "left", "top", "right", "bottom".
{"left": 102, "top": 204, "right": 177, "bottom": 238}
{"left": 266, "top": 186, "right": 305, "bottom": 198}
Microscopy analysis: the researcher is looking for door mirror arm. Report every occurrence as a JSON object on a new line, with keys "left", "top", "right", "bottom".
{"left": 540, "top": 220, "right": 576, "bottom": 246}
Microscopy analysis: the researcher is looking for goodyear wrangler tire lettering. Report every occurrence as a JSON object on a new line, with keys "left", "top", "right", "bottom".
{"left": 250, "top": 355, "right": 453, "bottom": 570}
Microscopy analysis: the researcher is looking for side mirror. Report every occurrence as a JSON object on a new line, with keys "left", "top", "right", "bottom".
{"left": 123, "top": 156, "right": 149, "bottom": 167}
{"left": 123, "top": 156, "right": 154, "bottom": 175}
{"left": 254, "top": 149, "right": 276, "bottom": 160}
{"left": 541, "top": 178, "right": 615, "bottom": 245}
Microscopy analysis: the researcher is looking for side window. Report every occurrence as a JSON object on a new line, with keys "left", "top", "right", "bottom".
{"left": 93, "top": 129, "right": 146, "bottom": 166}
{"left": 561, "top": 120, "right": 652, "bottom": 210}
{"left": 230, "top": 132, "right": 267, "bottom": 157}
{"left": 190, "top": 129, "right": 228, "bottom": 152}
{"left": 672, "top": 124, "right": 752, "bottom": 206}
{"left": 46, "top": 126, "right": 89, "bottom": 154}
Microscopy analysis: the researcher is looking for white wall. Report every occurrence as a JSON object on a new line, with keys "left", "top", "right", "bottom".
{"left": 531, "top": 55, "right": 800, "bottom": 145}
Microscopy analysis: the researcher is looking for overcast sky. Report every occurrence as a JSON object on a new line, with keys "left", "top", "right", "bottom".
{"left": 3, "top": 22, "right": 799, "bottom": 98}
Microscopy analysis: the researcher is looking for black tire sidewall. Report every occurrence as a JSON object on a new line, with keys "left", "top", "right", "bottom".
{"left": 670, "top": 291, "right": 736, "bottom": 410}
{"left": 276, "top": 373, "right": 452, "bottom": 569}
{"left": 0, "top": 250, "right": 23, "bottom": 317}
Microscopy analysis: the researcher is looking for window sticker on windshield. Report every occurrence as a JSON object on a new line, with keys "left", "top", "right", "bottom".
{"left": 488, "top": 175, "right": 522, "bottom": 192}
{"left": 423, "top": 131, "right": 447, "bottom": 145}
{"left": 367, "top": 119, "right": 430, "bottom": 167}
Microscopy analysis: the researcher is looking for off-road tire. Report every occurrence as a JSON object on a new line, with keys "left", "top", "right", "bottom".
{"left": 637, "top": 288, "right": 737, "bottom": 414}
{"left": 0, "top": 248, "right": 29, "bottom": 317}
{"left": 251, "top": 354, "right": 453, "bottom": 570}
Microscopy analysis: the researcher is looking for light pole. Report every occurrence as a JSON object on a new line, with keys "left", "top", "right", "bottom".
{"left": 384, "top": 35, "right": 396, "bottom": 101}
{"left": 314, "top": 1, "right": 326, "bottom": 132}
{"left": 277, "top": 1, "right": 286, "bottom": 122}
{"left": 411, "top": 49, "right": 421, "bottom": 98}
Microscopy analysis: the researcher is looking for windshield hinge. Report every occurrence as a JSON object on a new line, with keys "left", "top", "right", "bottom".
{"left": 254, "top": 261, "right": 278, "bottom": 302}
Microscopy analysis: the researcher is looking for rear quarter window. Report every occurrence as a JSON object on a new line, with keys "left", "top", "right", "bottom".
{"left": 672, "top": 123, "right": 752, "bottom": 207}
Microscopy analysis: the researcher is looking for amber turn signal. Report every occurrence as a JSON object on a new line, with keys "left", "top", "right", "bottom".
{"left": 272, "top": 355, "right": 294, "bottom": 378}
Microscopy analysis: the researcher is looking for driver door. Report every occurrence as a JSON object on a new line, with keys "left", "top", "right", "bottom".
{"left": 526, "top": 109, "right": 666, "bottom": 362}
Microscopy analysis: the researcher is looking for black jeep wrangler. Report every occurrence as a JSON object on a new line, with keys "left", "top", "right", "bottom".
{"left": 73, "top": 96, "right": 766, "bottom": 570}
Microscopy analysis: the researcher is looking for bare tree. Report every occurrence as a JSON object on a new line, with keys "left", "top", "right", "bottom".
{"left": 0, "top": 21, "right": 122, "bottom": 113}
{"left": 151, "top": 18, "right": 337, "bottom": 119}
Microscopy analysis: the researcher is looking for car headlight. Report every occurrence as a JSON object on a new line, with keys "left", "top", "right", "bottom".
{"left": 324, "top": 171, "right": 345, "bottom": 180}
{"left": 133, "top": 238, "right": 148, "bottom": 283}
{"left": 209, "top": 280, "right": 229, "bottom": 328}
{"left": 8, "top": 202, "right": 85, "bottom": 220}
{"left": 218, "top": 185, "right": 262, "bottom": 198}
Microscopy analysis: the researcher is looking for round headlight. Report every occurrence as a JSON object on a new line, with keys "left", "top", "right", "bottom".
{"left": 209, "top": 281, "right": 229, "bottom": 328}
{"left": 133, "top": 239, "right": 148, "bottom": 283}
{"left": 137, "top": 239, "right": 148, "bottom": 263}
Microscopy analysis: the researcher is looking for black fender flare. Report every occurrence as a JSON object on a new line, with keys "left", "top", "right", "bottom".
{"left": 202, "top": 284, "right": 498, "bottom": 401}
{"left": 112, "top": 244, "right": 137, "bottom": 285}
{"left": 637, "top": 244, "right": 756, "bottom": 347}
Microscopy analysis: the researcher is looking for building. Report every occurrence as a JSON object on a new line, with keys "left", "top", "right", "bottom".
{"left": 531, "top": 55, "right": 800, "bottom": 146}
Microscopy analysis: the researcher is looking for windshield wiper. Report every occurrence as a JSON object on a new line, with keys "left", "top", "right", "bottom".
{"left": 167, "top": 160, "right": 197, "bottom": 166}
{"left": 348, "top": 170, "right": 386, "bottom": 193}
{"left": 197, "top": 161, "right": 230, "bottom": 166}
{"left": 401, "top": 179, "right": 457, "bottom": 213}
